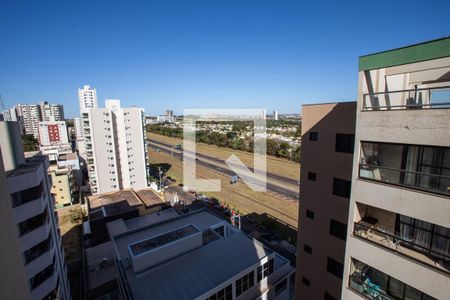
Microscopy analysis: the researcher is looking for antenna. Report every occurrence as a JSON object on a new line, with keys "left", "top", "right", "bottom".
{"left": 0, "top": 94, "right": 4, "bottom": 111}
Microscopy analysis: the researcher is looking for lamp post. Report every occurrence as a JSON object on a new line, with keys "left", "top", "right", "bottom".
{"left": 158, "top": 167, "right": 162, "bottom": 191}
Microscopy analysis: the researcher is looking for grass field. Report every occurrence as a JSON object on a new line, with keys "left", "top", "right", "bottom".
{"left": 149, "top": 147, "right": 299, "bottom": 229}
{"left": 148, "top": 132, "right": 300, "bottom": 181}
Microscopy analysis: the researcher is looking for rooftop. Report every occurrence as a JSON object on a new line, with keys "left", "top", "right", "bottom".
{"left": 88, "top": 189, "right": 143, "bottom": 220}
{"left": 6, "top": 155, "right": 46, "bottom": 178}
{"left": 134, "top": 188, "right": 166, "bottom": 208}
{"left": 359, "top": 37, "right": 450, "bottom": 71}
{"left": 111, "top": 209, "right": 291, "bottom": 300}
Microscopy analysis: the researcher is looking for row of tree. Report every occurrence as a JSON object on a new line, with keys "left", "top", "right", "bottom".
{"left": 147, "top": 124, "right": 301, "bottom": 162}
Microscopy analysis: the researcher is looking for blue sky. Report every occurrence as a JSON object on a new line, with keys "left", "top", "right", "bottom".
{"left": 0, "top": 0, "right": 449, "bottom": 118}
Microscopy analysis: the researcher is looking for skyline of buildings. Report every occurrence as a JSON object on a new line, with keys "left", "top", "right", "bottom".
{"left": 0, "top": 36, "right": 448, "bottom": 300}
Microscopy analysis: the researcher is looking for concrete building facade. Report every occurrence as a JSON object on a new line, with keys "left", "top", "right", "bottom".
{"left": 0, "top": 121, "right": 70, "bottom": 299}
{"left": 295, "top": 102, "right": 356, "bottom": 300}
{"left": 40, "top": 101, "right": 64, "bottom": 122}
{"left": 48, "top": 164, "right": 76, "bottom": 207}
{"left": 342, "top": 38, "right": 450, "bottom": 300}
{"left": 82, "top": 99, "right": 149, "bottom": 194}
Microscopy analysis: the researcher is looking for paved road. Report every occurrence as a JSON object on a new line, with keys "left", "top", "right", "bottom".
{"left": 148, "top": 141, "right": 299, "bottom": 200}
{"left": 148, "top": 139, "right": 300, "bottom": 185}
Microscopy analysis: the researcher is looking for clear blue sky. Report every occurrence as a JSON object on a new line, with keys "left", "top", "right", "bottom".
{"left": 1, "top": 0, "right": 449, "bottom": 118}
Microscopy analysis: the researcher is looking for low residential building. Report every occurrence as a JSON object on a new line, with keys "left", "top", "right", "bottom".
{"left": 0, "top": 121, "right": 70, "bottom": 299}
{"left": 85, "top": 188, "right": 168, "bottom": 246}
{"left": 38, "top": 120, "right": 72, "bottom": 161}
{"left": 57, "top": 152, "right": 83, "bottom": 187}
{"left": 111, "top": 209, "right": 294, "bottom": 300}
{"left": 48, "top": 164, "right": 77, "bottom": 207}
{"left": 84, "top": 208, "right": 180, "bottom": 299}
{"left": 295, "top": 102, "right": 356, "bottom": 300}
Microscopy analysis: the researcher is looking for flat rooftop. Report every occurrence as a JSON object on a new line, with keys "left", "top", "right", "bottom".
{"left": 88, "top": 189, "right": 143, "bottom": 220}
{"left": 58, "top": 152, "right": 78, "bottom": 161}
{"left": 111, "top": 209, "right": 290, "bottom": 300}
{"left": 134, "top": 188, "right": 166, "bottom": 208}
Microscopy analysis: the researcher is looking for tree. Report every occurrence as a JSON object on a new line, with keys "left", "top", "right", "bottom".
{"left": 22, "top": 134, "right": 38, "bottom": 151}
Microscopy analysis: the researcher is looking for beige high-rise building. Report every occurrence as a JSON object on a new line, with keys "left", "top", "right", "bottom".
{"left": 342, "top": 38, "right": 450, "bottom": 299}
{"left": 0, "top": 148, "right": 29, "bottom": 300}
{"left": 0, "top": 121, "right": 70, "bottom": 299}
{"left": 82, "top": 99, "right": 149, "bottom": 194}
{"left": 295, "top": 102, "right": 356, "bottom": 300}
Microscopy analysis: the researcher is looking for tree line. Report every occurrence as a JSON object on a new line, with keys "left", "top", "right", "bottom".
{"left": 147, "top": 124, "right": 301, "bottom": 162}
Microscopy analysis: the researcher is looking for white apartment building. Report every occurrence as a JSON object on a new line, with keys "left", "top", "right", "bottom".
{"left": 81, "top": 99, "right": 149, "bottom": 194}
{"left": 342, "top": 38, "right": 450, "bottom": 300}
{"left": 40, "top": 101, "right": 64, "bottom": 122}
{"left": 38, "top": 120, "right": 72, "bottom": 161}
{"left": 74, "top": 117, "right": 83, "bottom": 139}
{"left": 20, "top": 104, "right": 42, "bottom": 138}
{"left": 0, "top": 121, "right": 70, "bottom": 299}
{"left": 78, "top": 85, "right": 98, "bottom": 111}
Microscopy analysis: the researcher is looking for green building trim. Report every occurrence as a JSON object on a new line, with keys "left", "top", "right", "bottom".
{"left": 359, "top": 37, "right": 450, "bottom": 71}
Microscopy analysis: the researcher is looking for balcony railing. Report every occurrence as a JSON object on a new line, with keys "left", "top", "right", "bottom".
{"left": 353, "top": 222, "right": 450, "bottom": 275}
{"left": 359, "top": 164, "right": 450, "bottom": 196}
{"left": 362, "top": 85, "right": 450, "bottom": 111}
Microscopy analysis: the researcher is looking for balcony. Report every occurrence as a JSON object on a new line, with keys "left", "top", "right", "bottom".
{"left": 359, "top": 142, "right": 450, "bottom": 196}
{"left": 352, "top": 203, "right": 450, "bottom": 275}
{"left": 362, "top": 85, "right": 450, "bottom": 111}
{"left": 349, "top": 258, "right": 436, "bottom": 300}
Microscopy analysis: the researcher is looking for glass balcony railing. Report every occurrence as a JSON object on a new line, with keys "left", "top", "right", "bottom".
{"left": 349, "top": 258, "right": 436, "bottom": 300}
{"left": 353, "top": 221, "right": 450, "bottom": 274}
{"left": 362, "top": 85, "right": 450, "bottom": 111}
{"left": 359, "top": 142, "right": 450, "bottom": 196}
{"left": 359, "top": 164, "right": 450, "bottom": 196}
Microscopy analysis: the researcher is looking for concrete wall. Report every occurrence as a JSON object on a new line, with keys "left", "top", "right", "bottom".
{"left": 295, "top": 102, "right": 356, "bottom": 300}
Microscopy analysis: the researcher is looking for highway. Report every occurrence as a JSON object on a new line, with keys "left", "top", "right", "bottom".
{"left": 147, "top": 139, "right": 300, "bottom": 200}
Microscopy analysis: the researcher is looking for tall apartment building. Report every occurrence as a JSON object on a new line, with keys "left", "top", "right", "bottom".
{"left": 17, "top": 102, "right": 65, "bottom": 138}
{"left": 21, "top": 104, "right": 42, "bottom": 138}
{"left": 40, "top": 101, "right": 64, "bottom": 122}
{"left": 0, "top": 148, "right": 29, "bottom": 299}
{"left": 0, "top": 121, "right": 70, "bottom": 299}
{"left": 78, "top": 85, "right": 98, "bottom": 111}
{"left": 81, "top": 99, "right": 149, "bottom": 194}
{"left": 295, "top": 102, "right": 356, "bottom": 300}
{"left": 342, "top": 38, "right": 450, "bottom": 300}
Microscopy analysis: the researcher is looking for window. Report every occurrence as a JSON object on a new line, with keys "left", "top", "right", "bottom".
{"left": 309, "top": 132, "right": 318, "bottom": 141}
{"left": 29, "top": 256, "right": 55, "bottom": 290}
{"left": 307, "top": 172, "right": 316, "bottom": 181}
{"left": 304, "top": 244, "right": 312, "bottom": 254}
{"left": 10, "top": 181, "right": 44, "bottom": 207}
{"left": 302, "top": 277, "right": 310, "bottom": 286}
{"left": 257, "top": 258, "right": 274, "bottom": 282}
{"left": 330, "top": 219, "right": 347, "bottom": 241}
{"left": 335, "top": 133, "right": 355, "bottom": 153}
{"left": 206, "top": 284, "right": 232, "bottom": 300}
{"left": 327, "top": 257, "right": 343, "bottom": 279}
{"left": 274, "top": 278, "right": 287, "bottom": 297}
{"left": 324, "top": 292, "right": 337, "bottom": 300}
{"left": 23, "top": 234, "right": 52, "bottom": 264}
{"left": 235, "top": 271, "right": 254, "bottom": 296}
{"left": 332, "top": 178, "right": 351, "bottom": 198}
{"left": 17, "top": 209, "right": 49, "bottom": 236}
{"left": 306, "top": 210, "right": 314, "bottom": 219}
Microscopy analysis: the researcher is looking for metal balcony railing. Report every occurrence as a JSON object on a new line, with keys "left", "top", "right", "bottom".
{"left": 362, "top": 85, "right": 450, "bottom": 111}
{"left": 353, "top": 222, "right": 450, "bottom": 275}
{"left": 359, "top": 163, "right": 450, "bottom": 196}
